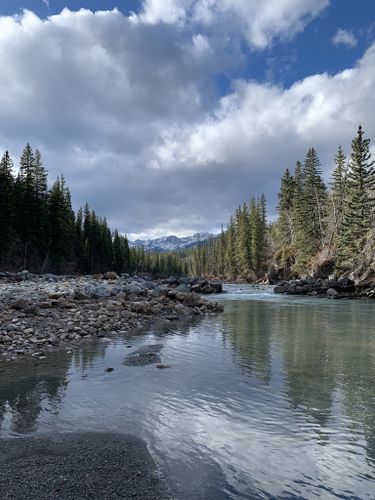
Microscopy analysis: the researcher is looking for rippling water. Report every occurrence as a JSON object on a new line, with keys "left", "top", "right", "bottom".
{"left": 1, "top": 285, "right": 375, "bottom": 499}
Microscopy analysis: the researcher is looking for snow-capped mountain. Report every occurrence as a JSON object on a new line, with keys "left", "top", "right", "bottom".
{"left": 130, "top": 232, "right": 215, "bottom": 252}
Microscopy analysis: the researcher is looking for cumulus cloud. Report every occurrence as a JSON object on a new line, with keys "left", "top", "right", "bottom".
{"left": 0, "top": 7, "right": 374, "bottom": 240}
{"left": 137, "top": 0, "right": 330, "bottom": 49}
{"left": 332, "top": 28, "right": 358, "bottom": 48}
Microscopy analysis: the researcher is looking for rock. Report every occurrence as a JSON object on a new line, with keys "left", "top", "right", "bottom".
{"left": 130, "top": 302, "right": 153, "bottom": 315}
{"left": 175, "top": 283, "right": 190, "bottom": 293}
{"left": 0, "top": 273, "right": 224, "bottom": 362}
{"left": 337, "top": 276, "right": 354, "bottom": 288}
{"left": 311, "top": 258, "right": 335, "bottom": 279}
{"left": 274, "top": 284, "right": 287, "bottom": 294}
{"left": 150, "top": 286, "right": 168, "bottom": 297}
{"left": 122, "top": 284, "right": 144, "bottom": 295}
{"left": 183, "top": 293, "right": 204, "bottom": 307}
{"left": 155, "top": 363, "right": 171, "bottom": 369}
{"left": 210, "top": 281, "right": 223, "bottom": 293}
{"left": 10, "top": 299, "right": 29, "bottom": 310}
{"left": 327, "top": 288, "right": 339, "bottom": 298}
{"left": 164, "top": 276, "right": 179, "bottom": 285}
{"left": 103, "top": 271, "right": 119, "bottom": 280}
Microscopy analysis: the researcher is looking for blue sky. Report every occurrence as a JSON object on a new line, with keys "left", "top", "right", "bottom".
{"left": 0, "top": 1, "right": 374, "bottom": 238}
{"left": 3, "top": 0, "right": 374, "bottom": 87}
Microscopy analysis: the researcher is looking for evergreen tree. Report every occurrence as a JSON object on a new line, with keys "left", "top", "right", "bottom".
{"left": 0, "top": 151, "right": 15, "bottom": 267}
{"left": 16, "top": 143, "right": 36, "bottom": 267}
{"left": 225, "top": 217, "right": 236, "bottom": 278}
{"left": 330, "top": 145, "right": 347, "bottom": 247}
{"left": 46, "top": 176, "right": 75, "bottom": 269}
{"left": 235, "top": 203, "right": 250, "bottom": 276}
{"left": 337, "top": 125, "right": 375, "bottom": 264}
{"left": 112, "top": 229, "right": 124, "bottom": 274}
{"left": 293, "top": 150, "right": 328, "bottom": 271}
{"left": 277, "top": 168, "right": 295, "bottom": 247}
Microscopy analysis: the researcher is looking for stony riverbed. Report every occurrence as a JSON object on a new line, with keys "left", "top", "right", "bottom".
{"left": 0, "top": 272, "right": 223, "bottom": 362}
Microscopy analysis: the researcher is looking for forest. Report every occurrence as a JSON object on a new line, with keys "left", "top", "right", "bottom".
{"left": 0, "top": 143, "right": 184, "bottom": 276}
{"left": 0, "top": 125, "right": 373, "bottom": 279}
{"left": 178, "top": 124, "right": 375, "bottom": 280}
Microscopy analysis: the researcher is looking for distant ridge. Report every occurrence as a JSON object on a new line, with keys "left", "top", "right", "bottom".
{"left": 130, "top": 232, "right": 215, "bottom": 252}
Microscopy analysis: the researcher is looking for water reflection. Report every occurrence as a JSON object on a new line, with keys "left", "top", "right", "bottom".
{"left": 221, "top": 291, "right": 375, "bottom": 475}
{"left": 0, "top": 288, "right": 374, "bottom": 498}
{"left": 222, "top": 301, "right": 272, "bottom": 383}
{"left": 0, "top": 353, "right": 70, "bottom": 434}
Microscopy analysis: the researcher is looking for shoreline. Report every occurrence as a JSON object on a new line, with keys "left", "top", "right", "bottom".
{"left": 0, "top": 432, "right": 171, "bottom": 500}
{"left": 0, "top": 273, "right": 224, "bottom": 362}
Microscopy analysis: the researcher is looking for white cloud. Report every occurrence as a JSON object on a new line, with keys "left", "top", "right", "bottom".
{"left": 332, "top": 28, "right": 358, "bottom": 48}
{"left": 137, "top": 0, "right": 330, "bottom": 49}
{"left": 0, "top": 7, "right": 374, "bottom": 239}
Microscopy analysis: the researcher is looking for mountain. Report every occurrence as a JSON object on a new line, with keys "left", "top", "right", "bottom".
{"left": 130, "top": 232, "right": 215, "bottom": 252}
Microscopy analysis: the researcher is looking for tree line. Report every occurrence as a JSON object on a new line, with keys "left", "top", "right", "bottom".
{"left": 1, "top": 126, "right": 373, "bottom": 278}
{"left": 175, "top": 195, "right": 268, "bottom": 280}
{"left": 273, "top": 125, "right": 375, "bottom": 276}
{"left": 168, "top": 125, "right": 374, "bottom": 280}
{"left": 0, "top": 143, "right": 183, "bottom": 276}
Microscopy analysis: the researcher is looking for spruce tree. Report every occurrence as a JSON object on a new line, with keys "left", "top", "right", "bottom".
{"left": 0, "top": 151, "right": 15, "bottom": 267}
{"left": 225, "top": 217, "right": 236, "bottom": 278}
{"left": 337, "top": 125, "right": 375, "bottom": 264}
{"left": 277, "top": 168, "right": 295, "bottom": 247}
{"left": 330, "top": 145, "right": 347, "bottom": 247}
{"left": 16, "top": 143, "right": 36, "bottom": 268}
{"left": 235, "top": 203, "right": 250, "bottom": 276}
{"left": 293, "top": 150, "right": 328, "bottom": 271}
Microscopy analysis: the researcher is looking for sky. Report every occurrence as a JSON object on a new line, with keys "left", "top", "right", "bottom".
{"left": 0, "top": 1, "right": 375, "bottom": 240}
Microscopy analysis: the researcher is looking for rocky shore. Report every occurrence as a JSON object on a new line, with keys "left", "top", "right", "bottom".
{"left": 0, "top": 272, "right": 223, "bottom": 361}
{"left": 273, "top": 275, "right": 374, "bottom": 299}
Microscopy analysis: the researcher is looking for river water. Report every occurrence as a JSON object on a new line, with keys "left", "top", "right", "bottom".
{"left": 1, "top": 285, "right": 375, "bottom": 499}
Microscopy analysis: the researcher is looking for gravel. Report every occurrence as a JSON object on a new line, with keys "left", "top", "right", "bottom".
{"left": 0, "top": 432, "right": 172, "bottom": 500}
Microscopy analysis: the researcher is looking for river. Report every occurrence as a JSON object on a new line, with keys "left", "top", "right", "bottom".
{"left": 0, "top": 284, "right": 374, "bottom": 499}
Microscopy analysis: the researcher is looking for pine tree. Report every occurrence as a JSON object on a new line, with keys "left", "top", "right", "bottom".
{"left": 337, "top": 125, "right": 375, "bottom": 264}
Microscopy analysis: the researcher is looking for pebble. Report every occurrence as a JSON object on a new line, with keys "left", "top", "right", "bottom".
{"left": 0, "top": 273, "right": 224, "bottom": 361}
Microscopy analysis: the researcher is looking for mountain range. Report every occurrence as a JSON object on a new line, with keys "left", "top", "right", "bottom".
{"left": 130, "top": 232, "right": 214, "bottom": 252}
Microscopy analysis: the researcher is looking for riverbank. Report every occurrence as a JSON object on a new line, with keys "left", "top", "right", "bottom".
{"left": 273, "top": 275, "right": 375, "bottom": 298}
{"left": 0, "top": 273, "right": 223, "bottom": 361}
{"left": 0, "top": 432, "right": 171, "bottom": 499}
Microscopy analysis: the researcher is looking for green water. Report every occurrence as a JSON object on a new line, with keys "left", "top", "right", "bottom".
{"left": 0, "top": 285, "right": 374, "bottom": 499}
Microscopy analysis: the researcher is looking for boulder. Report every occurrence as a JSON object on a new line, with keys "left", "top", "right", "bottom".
{"left": 150, "top": 285, "right": 168, "bottom": 297}
{"left": 130, "top": 301, "right": 153, "bottom": 315}
{"left": 326, "top": 288, "right": 339, "bottom": 298}
{"left": 311, "top": 259, "right": 335, "bottom": 279}
{"left": 103, "top": 271, "right": 119, "bottom": 280}
{"left": 210, "top": 281, "right": 223, "bottom": 293}
{"left": 9, "top": 299, "right": 29, "bottom": 310}
{"left": 164, "top": 276, "right": 179, "bottom": 285}
{"left": 183, "top": 293, "right": 204, "bottom": 307}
